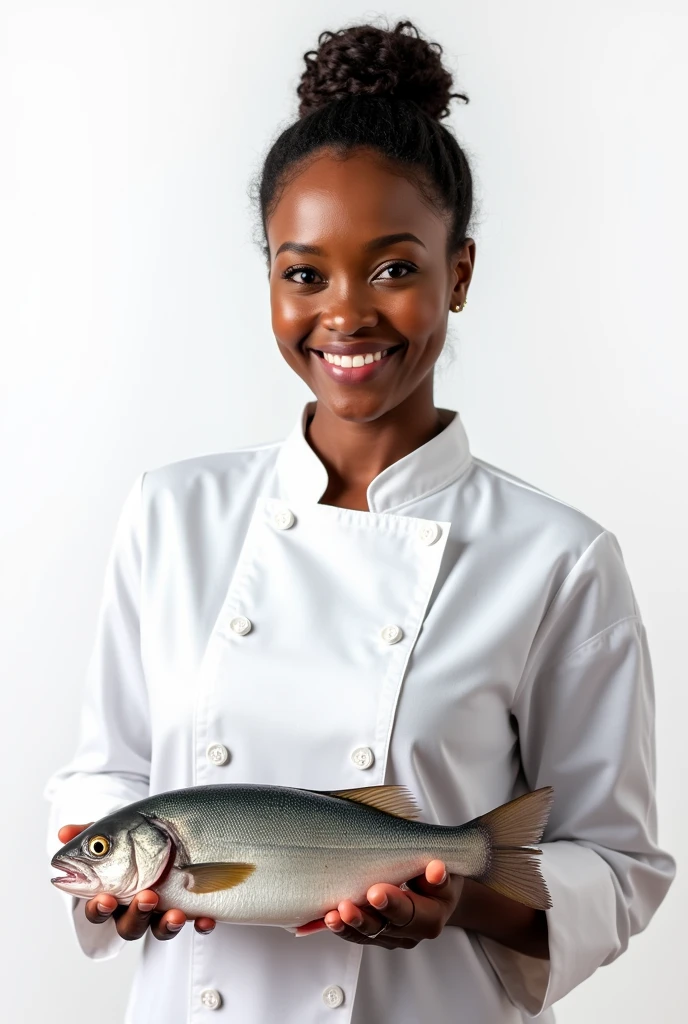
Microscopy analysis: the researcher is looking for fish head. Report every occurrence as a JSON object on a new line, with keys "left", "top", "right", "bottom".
{"left": 51, "top": 811, "right": 173, "bottom": 902}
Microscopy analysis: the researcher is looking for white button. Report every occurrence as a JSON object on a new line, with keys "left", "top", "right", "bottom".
{"left": 351, "top": 746, "right": 375, "bottom": 770}
{"left": 418, "top": 521, "right": 441, "bottom": 545}
{"left": 271, "top": 504, "right": 295, "bottom": 530}
{"left": 207, "top": 743, "right": 230, "bottom": 766}
{"left": 322, "top": 985, "right": 345, "bottom": 1008}
{"left": 200, "top": 989, "right": 222, "bottom": 1010}
{"left": 380, "top": 624, "right": 403, "bottom": 644}
{"left": 229, "top": 616, "right": 252, "bottom": 635}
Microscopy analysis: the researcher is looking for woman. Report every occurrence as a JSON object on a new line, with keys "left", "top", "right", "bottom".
{"left": 45, "top": 19, "right": 674, "bottom": 1023}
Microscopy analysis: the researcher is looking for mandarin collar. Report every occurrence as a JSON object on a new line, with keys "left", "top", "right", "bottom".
{"left": 274, "top": 400, "right": 472, "bottom": 513}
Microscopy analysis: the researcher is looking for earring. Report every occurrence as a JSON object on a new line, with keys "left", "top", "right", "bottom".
{"left": 451, "top": 298, "right": 467, "bottom": 312}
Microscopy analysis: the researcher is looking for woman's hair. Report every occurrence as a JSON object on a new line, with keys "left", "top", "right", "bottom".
{"left": 250, "top": 19, "right": 475, "bottom": 267}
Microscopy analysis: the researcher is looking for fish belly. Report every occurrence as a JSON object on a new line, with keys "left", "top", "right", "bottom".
{"left": 153, "top": 841, "right": 468, "bottom": 927}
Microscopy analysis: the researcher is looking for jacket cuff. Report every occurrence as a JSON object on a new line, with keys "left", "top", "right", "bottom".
{"left": 476, "top": 840, "right": 618, "bottom": 1016}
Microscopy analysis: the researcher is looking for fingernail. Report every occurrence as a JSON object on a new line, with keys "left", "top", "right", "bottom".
{"left": 166, "top": 921, "right": 184, "bottom": 932}
{"left": 198, "top": 927, "right": 213, "bottom": 935}
{"left": 349, "top": 911, "right": 363, "bottom": 928}
{"left": 96, "top": 902, "right": 112, "bottom": 916}
{"left": 327, "top": 920, "right": 345, "bottom": 932}
{"left": 436, "top": 869, "right": 447, "bottom": 885}
{"left": 138, "top": 901, "right": 157, "bottom": 912}
{"left": 371, "top": 894, "right": 388, "bottom": 909}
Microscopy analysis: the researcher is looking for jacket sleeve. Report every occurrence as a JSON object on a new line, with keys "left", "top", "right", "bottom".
{"left": 477, "top": 529, "right": 675, "bottom": 1016}
{"left": 44, "top": 472, "right": 151, "bottom": 960}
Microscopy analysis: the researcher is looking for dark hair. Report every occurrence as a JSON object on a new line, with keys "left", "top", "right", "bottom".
{"left": 250, "top": 19, "right": 476, "bottom": 267}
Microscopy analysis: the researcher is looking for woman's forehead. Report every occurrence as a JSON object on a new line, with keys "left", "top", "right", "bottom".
{"left": 267, "top": 150, "right": 445, "bottom": 253}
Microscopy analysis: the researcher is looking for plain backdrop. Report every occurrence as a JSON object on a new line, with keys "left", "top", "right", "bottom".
{"left": 1, "top": 1, "right": 685, "bottom": 1021}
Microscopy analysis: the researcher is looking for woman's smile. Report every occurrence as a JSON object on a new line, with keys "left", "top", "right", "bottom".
{"left": 308, "top": 342, "right": 405, "bottom": 384}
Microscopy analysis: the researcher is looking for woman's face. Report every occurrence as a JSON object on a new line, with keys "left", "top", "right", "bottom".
{"left": 266, "top": 147, "right": 474, "bottom": 423}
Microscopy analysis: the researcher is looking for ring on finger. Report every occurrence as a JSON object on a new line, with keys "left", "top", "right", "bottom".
{"left": 368, "top": 901, "right": 415, "bottom": 939}
{"left": 367, "top": 919, "right": 393, "bottom": 940}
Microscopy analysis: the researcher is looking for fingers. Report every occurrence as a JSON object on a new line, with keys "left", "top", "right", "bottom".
{"left": 86, "top": 890, "right": 184, "bottom": 941}
{"left": 57, "top": 822, "right": 94, "bottom": 844}
{"left": 365, "top": 884, "right": 417, "bottom": 929}
{"left": 324, "top": 902, "right": 386, "bottom": 945}
{"left": 324, "top": 898, "right": 415, "bottom": 950}
{"left": 324, "top": 863, "right": 457, "bottom": 945}
{"left": 424, "top": 859, "right": 448, "bottom": 887}
{"left": 149, "top": 905, "right": 188, "bottom": 941}
{"left": 148, "top": 906, "right": 216, "bottom": 940}
{"left": 412, "top": 860, "right": 453, "bottom": 899}
{"left": 327, "top": 886, "right": 414, "bottom": 941}
{"left": 193, "top": 917, "right": 216, "bottom": 935}
{"left": 85, "top": 893, "right": 118, "bottom": 923}
{"left": 294, "top": 918, "right": 329, "bottom": 937}
{"left": 150, "top": 911, "right": 215, "bottom": 938}
{"left": 410, "top": 860, "right": 464, "bottom": 907}
{"left": 81, "top": 886, "right": 216, "bottom": 939}
{"left": 113, "top": 892, "right": 165, "bottom": 939}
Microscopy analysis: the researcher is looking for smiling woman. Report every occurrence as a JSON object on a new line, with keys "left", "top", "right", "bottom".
{"left": 246, "top": 21, "right": 476, "bottom": 510}
{"left": 46, "top": 14, "right": 673, "bottom": 1024}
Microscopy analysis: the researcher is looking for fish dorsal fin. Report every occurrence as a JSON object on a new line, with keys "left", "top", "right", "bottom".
{"left": 181, "top": 861, "right": 256, "bottom": 893}
{"left": 322, "top": 785, "right": 423, "bottom": 821}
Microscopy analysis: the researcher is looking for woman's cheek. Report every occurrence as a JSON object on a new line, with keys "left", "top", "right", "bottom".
{"left": 275, "top": 340, "right": 311, "bottom": 383}
{"left": 396, "top": 285, "right": 446, "bottom": 337}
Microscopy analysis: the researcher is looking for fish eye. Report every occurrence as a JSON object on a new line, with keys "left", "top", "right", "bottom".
{"left": 87, "top": 835, "right": 111, "bottom": 857}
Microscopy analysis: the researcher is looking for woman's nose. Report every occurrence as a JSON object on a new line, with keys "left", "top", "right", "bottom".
{"left": 320, "top": 288, "right": 379, "bottom": 335}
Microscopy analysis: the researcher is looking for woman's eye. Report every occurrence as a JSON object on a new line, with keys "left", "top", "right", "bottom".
{"left": 281, "top": 261, "right": 416, "bottom": 285}
{"left": 282, "top": 266, "right": 322, "bottom": 285}
{"left": 376, "top": 261, "right": 416, "bottom": 280}
{"left": 88, "top": 835, "right": 111, "bottom": 857}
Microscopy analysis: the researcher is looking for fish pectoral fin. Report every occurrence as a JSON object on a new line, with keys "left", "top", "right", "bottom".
{"left": 318, "top": 785, "right": 422, "bottom": 820}
{"left": 181, "top": 862, "right": 256, "bottom": 894}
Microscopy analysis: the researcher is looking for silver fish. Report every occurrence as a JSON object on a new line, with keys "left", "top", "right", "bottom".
{"left": 50, "top": 783, "right": 554, "bottom": 928}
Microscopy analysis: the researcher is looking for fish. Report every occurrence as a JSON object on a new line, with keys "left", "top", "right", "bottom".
{"left": 50, "top": 782, "right": 555, "bottom": 929}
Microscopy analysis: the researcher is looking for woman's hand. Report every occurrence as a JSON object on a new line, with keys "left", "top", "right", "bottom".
{"left": 296, "top": 859, "right": 464, "bottom": 949}
{"left": 57, "top": 824, "right": 217, "bottom": 941}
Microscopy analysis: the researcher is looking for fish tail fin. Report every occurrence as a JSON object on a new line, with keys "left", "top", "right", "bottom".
{"left": 471, "top": 786, "right": 555, "bottom": 910}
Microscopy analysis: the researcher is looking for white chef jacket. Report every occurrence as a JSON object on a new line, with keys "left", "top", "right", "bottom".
{"left": 44, "top": 399, "right": 675, "bottom": 1024}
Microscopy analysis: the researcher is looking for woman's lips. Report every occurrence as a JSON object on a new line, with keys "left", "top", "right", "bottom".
{"left": 310, "top": 345, "right": 403, "bottom": 384}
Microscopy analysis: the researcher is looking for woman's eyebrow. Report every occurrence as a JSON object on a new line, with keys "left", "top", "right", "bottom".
{"left": 274, "top": 232, "right": 427, "bottom": 258}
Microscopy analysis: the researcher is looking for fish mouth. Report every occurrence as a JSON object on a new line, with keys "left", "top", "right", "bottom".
{"left": 50, "top": 857, "right": 91, "bottom": 889}
{"left": 51, "top": 867, "right": 87, "bottom": 886}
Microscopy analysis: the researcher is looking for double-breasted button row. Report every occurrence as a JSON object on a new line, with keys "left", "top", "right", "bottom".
{"left": 209, "top": 743, "right": 374, "bottom": 771}
{"left": 269, "top": 500, "right": 441, "bottom": 549}
{"left": 227, "top": 616, "right": 404, "bottom": 645}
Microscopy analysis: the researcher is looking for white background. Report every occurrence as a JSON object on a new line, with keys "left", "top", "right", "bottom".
{"left": 1, "top": 1, "right": 685, "bottom": 1021}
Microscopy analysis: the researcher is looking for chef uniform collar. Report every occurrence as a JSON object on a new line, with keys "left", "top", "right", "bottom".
{"left": 275, "top": 400, "right": 473, "bottom": 513}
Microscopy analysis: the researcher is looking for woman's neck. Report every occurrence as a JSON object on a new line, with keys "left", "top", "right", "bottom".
{"left": 305, "top": 393, "right": 451, "bottom": 511}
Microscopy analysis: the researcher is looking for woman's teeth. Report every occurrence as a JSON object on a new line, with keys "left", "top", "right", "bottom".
{"left": 322, "top": 350, "right": 388, "bottom": 367}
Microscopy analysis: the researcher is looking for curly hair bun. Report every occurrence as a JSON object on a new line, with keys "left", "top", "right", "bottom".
{"left": 297, "top": 20, "right": 468, "bottom": 121}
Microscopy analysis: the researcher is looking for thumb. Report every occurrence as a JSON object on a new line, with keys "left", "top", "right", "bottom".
{"left": 58, "top": 822, "right": 94, "bottom": 844}
{"left": 410, "top": 860, "right": 459, "bottom": 904}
